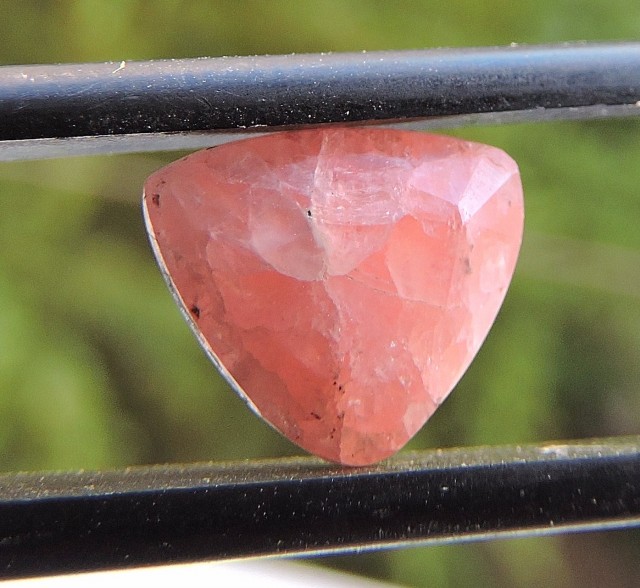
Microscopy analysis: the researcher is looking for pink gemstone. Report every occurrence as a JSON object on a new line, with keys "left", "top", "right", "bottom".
{"left": 143, "top": 128, "right": 524, "bottom": 466}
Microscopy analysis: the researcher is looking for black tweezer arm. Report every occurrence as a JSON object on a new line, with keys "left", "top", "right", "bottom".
{"left": 1, "top": 439, "right": 639, "bottom": 578}
{"left": 0, "top": 42, "right": 639, "bottom": 160}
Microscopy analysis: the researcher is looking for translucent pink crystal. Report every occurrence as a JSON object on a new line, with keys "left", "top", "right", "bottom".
{"left": 143, "top": 128, "right": 524, "bottom": 465}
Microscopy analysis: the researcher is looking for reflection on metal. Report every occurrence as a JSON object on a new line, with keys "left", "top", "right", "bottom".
{"left": 1, "top": 104, "right": 639, "bottom": 161}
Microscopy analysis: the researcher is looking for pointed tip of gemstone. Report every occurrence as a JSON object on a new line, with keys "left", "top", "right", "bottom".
{"left": 143, "top": 128, "right": 524, "bottom": 466}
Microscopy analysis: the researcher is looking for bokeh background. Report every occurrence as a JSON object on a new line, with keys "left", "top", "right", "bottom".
{"left": 1, "top": 1, "right": 640, "bottom": 586}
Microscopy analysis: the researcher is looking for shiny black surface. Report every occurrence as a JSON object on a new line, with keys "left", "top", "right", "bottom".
{"left": 0, "top": 43, "right": 639, "bottom": 141}
{"left": 1, "top": 439, "right": 639, "bottom": 577}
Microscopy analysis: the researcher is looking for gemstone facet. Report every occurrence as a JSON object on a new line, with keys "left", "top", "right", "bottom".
{"left": 143, "top": 128, "right": 524, "bottom": 465}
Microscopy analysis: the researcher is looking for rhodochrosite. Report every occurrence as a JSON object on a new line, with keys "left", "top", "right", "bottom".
{"left": 143, "top": 128, "right": 524, "bottom": 465}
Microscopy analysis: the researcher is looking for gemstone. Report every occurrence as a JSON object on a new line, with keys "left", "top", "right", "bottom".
{"left": 143, "top": 128, "right": 524, "bottom": 466}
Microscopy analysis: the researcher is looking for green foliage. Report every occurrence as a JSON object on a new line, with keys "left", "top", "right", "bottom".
{"left": 1, "top": 1, "right": 639, "bottom": 585}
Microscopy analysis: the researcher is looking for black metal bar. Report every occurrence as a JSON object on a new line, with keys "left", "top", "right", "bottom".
{"left": 1, "top": 437, "right": 639, "bottom": 578}
{"left": 3, "top": 42, "right": 640, "bottom": 139}
{"left": 0, "top": 42, "right": 639, "bottom": 160}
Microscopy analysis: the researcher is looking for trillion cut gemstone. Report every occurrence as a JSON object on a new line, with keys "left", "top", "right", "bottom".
{"left": 143, "top": 128, "right": 524, "bottom": 466}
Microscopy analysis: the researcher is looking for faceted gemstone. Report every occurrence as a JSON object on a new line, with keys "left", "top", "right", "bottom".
{"left": 143, "top": 128, "right": 524, "bottom": 466}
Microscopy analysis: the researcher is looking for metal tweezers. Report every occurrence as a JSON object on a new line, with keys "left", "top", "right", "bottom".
{"left": 1, "top": 42, "right": 639, "bottom": 578}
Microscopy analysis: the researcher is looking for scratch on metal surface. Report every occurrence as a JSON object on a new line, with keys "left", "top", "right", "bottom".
{"left": 112, "top": 60, "right": 126, "bottom": 74}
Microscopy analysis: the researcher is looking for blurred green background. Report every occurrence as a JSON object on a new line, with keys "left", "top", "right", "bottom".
{"left": 1, "top": 1, "right": 639, "bottom": 586}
